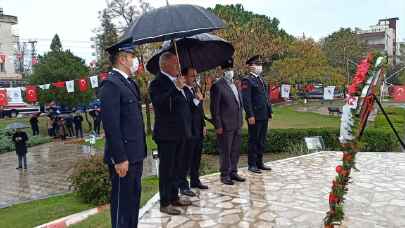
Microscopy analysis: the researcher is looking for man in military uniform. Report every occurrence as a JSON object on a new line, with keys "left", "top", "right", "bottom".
{"left": 100, "top": 40, "right": 147, "bottom": 228}
{"left": 241, "top": 55, "right": 273, "bottom": 174}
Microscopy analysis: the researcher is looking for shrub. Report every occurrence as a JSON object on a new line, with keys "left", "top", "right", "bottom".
{"left": 69, "top": 154, "right": 111, "bottom": 205}
{"left": 203, "top": 127, "right": 400, "bottom": 154}
{"left": 0, "top": 131, "right": 52, "bottom": 154}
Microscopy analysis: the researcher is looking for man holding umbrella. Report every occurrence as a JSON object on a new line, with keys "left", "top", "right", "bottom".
{"left": 210, "top": 58, "right": 245, "bottom": 185}
{"left": 100, "top": 40, "right": 147, "bottom": 228}
{"left": 149, "top": 51, "right": 193, "bottom": 215}
{"left": 241, "top": 55, "right": 273, "bottom": 174}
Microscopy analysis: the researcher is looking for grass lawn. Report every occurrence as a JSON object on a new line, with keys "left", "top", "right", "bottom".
{"left": 71, "top": 177, "right": 159, "bottom": 228}
{"left": 270, "top": 105, "right": 339, "bottom": 129}
{"left": 0, "top": 193, "right": 93, "bottom": 228}
{"left": 0, "top": 177, "right": 159, "bottom": 228}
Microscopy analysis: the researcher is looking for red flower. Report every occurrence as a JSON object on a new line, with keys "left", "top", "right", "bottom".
{"left": 347, "top": 84, "right": 358, "bottom": 95}
{"left": 336, "top": 165, "right": 343, "bottom": 174}
{"left": 329, "top": 193, "right": 338, "bottom": 204}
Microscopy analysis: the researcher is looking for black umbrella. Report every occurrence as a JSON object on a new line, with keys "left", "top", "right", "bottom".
{"left": 122, "top": 4, "right": 225, "bottom": 45}
{"left": 146, "top": 33, "right": 234, "bottom": 75}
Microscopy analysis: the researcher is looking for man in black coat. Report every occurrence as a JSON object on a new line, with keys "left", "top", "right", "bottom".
{"left": 241, "top": 55, "right": 273, "bottom": 174}
{"left": 149, "top": 52, "right": 193, "bottom": 215}
{"left": 29, "top": 114, "right": 39, "bottom": 136}
{"left": 12, "top": 129, "right": 29, "bottom": 169}
{"left": 177, "top": 67, "right": 208, "bottom": 195}
{"left": 100, "top": 40, "right": 147, "bottom": 228}
{"left": 73, "top": 112, "right": 83, "bottom": 138}
{"left": 210, "top": 58, "right": 246, "bottom": 185}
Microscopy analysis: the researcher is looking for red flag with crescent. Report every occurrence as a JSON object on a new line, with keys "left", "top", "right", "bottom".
{"left": 52, "top": 81, "right": 65, "bottom": 88}
{"left": 78, "top": 78, "right": 88, "bottom": 92}
{"left": 0, "top": 89, "right": 8, "bottom": 106}
{"left": 25, "top": 86, "right": 38, "bottom": 103}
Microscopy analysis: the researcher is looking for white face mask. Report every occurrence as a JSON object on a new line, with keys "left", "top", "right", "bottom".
{"left": 130, "top": 57, "right": 139, "bottom": 74}
{"left": 224, "top": 70, "right": 234, "bottom": 81}
{"left": 253, "top": 65, "right": 263, "bottom": 75}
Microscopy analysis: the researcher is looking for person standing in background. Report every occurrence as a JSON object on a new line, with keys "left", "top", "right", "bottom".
{"left": 74, "top": 112, "right": 84, "bottom": 138}
{"left": 12, "top": 128, "right": 29, "bottom": 169}
{"left": 29, "top": 113, "right": 39, "bottom": 136}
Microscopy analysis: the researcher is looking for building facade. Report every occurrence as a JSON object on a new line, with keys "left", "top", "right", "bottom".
{"left": 357, "top": 18, "right": 399, "bottom": 65}
{"left": 0, "top": 8, "right": 22, "bottom": 85}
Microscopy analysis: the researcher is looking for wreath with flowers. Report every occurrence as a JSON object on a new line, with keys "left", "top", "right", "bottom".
{"left": 323, "top": 52, "right": 387, "bottom": 227}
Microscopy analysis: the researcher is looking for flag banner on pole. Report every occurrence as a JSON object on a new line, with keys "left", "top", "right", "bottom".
{"left": 66, "top": 80, "right": 75, "bottom": 93}
{"left": 323, "top": 86, "right": 335, "bottom": 100}
{"left": 52, "top": 81, "right": 65, "bottom": 88}
{"left": 0, "top": 89, "right": 8, "bottom": 106}
{"left": 39, "top": 84, "right": 50, "bottom": 90}
{"left": 78, "top": 78, "right": 88, "bottom": 92}
{"left": 90, "top": 75, "right": 99, "bottom": 88}
{"left": 281, "top": 84, "right": 291, "bottom": 98}
{"left": 25, "top": 86, "right": 38, "bottom": 103}
{"left": 6, "top": 87, "right": 23, "bottom": 103}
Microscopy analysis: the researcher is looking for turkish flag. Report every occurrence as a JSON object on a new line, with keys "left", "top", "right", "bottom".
{"left": 78, "top": 78, "right": 88, "bottom": 92}
{"left": 99, "top": 72, "right": 108, "bottom": 81}
{"left": 270, "top": 85, "right": 282, "bottom": 103}
{"left": 391, "top": 85, "right": 405, "bottom": 102}
{"left": 0, "top": 89, "right": 8, "bottom": 106}
{"left": 26, "top": 86, "right": 38, "bottom": 103}
{"left": 52, "top": 81, "right": 65, "bottom": 88}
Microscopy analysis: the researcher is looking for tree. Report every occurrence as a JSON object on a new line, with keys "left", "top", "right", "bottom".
{"left": 210, "top": 4, "right": 292, "bottom": 77}
{"left": 271, "top": 38, "right": 345, "bottom": 90}
{"left": 94, "top": 9, "right": 119, "bottom": 72}
{"left": 50, "top": 34, "right": 62, "bottom": 52}
{"left": 29, "top": 34, "right": 93, "bottom": 107}
{"left": 321, "top": 28, "right": 368, "bottom": 75}
{"left": 104, "top": 0, "right": 156, "bottom": 134}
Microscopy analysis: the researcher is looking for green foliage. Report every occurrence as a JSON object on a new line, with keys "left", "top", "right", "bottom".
{"left": 94, "top": 9, "right": 119, "bottom": 72}
{"left": 50, "top": 34, "right": 63, "bottom": 52}
{"left": 69, "top": 154, "right": 111, "bottom": 205}
{"left": 29, "top": 35, "right": 93, "bottom": 107}
{"left": 271, "top": 38, "right": 345, "bottom": 86}
{"left": 321, "top": 28, "right": 368, "bottom": 76}
{"left": 0, "top": 131, "right": 52, "bottom": 154}
{"left": 210, "top": 4, "right": 292, "bottom": 75}
{"left": 202, "top": 127, "right": 400, "bottom": 154}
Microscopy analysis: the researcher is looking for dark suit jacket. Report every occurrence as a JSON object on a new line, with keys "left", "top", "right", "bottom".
{"left": 241, "top": 73, "right": 272, "bottom": 120}
{"left": 184, "top": 86, "right": 205, "bottom": 139}
{"left": 210, "top": 78, "right": 243, "bottom": 132}
{"left": 100, "top": 70, "right": 147, "bottom": 165}
{"left": 149, "top": 72, "right": 192, "bottom": 141}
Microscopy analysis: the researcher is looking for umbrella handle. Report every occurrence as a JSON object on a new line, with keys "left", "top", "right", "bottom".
{"left": 172, "top": 40, "right": 183, "bottom": 77}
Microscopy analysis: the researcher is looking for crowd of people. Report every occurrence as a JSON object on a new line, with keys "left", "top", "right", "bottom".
{"left": 100, "top": 40, "right": 273, "bottom": 228}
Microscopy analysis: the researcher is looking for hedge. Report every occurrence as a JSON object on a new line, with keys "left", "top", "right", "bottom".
{"left": 203, "top": 127, "right": 400, "bottom": 154}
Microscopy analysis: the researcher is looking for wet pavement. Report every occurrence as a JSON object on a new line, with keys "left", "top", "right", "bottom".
{"left": 139, "top": 152, "right": 405, "bottom": 228}
{"left": 0, "top": 142, "right": 157, "bottom": 208}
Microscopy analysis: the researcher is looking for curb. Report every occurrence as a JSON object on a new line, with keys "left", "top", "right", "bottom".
{"left": 34, "top": 205, "right": 108, "bottom": 228}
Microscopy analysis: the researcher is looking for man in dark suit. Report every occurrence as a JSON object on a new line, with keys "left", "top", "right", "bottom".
{"left": 149, "top": 52, "right": 192, "bottom": 215}
{"left": 210, "top": 58, "right": 246, "bottom": 185}
{"left": 241, "top": 55, "right": 273, "bottom": 174}
{"left": 177, "top": 67, "right": 209, "bottom": 195}
{"left": 100, "top": 40, "right": 147, "bottom": 228}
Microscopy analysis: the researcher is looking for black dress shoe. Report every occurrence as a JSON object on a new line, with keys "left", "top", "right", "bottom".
{"left": 160, "top": 205, "right": 181, "bottom": 215}
{"left": 180, "top": 189, "right": 196, "bottom": 197}
{"left": 230, "top": 174, "right": 246, "bottom": 182}
{"left": 16, "top": 167, "right": 22, "bottom": 170}
{"left": 220, "top": 177, "right": 234, "bottom": 185}
{"left": 248, "top": 166, "right": 262, "bottom": 174}
{"left": 258, "top": 164, "right": 272, "bottom": 171}
{"left": 191, "top": 182, "right": 209, "bottom": 189}
{"left": 172, "top": 198, "right": 192, "bottom": 207}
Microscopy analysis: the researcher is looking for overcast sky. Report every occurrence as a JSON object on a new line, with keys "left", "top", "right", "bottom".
{"left": 1, "top": 0, "right": 404, "bottom": 64}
